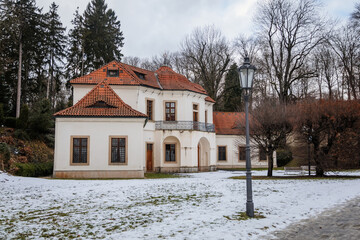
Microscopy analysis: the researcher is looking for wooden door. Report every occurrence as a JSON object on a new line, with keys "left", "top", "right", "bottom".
{"left": 146, "top": 143, "right": 153, "bottom": 172}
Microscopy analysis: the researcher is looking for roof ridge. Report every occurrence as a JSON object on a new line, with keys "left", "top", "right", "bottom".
{"left": 116, "top": 62, "right": 142, "bottom": 84}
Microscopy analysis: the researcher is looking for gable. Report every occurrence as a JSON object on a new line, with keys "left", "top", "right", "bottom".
{"left": 54, "top": 80, "right": 147, "bottom": 118}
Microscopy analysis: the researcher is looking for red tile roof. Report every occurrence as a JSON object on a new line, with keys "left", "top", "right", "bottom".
{"left": 155, "top": 66, "right": 208, "bottom": 95}
{"left": 70, "top": 61, "right": 214, "bottom": 102}
{"left": 54, "top": 80, "right": 147, "bottom": 118}
{"left": 205, "top": 96, "right": 216, "bottom": 103}
{"left": 213, "top": 112, "right": 246, "bottom": 135}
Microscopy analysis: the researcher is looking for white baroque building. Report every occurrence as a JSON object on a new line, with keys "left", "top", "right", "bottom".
{"left": 53, "top": 61, "right": 275, "bottom": 178}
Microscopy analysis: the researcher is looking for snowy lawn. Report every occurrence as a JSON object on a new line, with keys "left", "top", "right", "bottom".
{"left": 1, "top": 170, "right": 360, "bottom": 239}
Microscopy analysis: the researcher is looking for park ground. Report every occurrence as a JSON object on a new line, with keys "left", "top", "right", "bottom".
{"left": 1, "top": 170, "right": 360, "bottom": 239}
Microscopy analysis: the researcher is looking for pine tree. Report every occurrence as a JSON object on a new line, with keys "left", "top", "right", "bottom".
{"left": 223, "top": 63, "right": 242, "bottom": 112}
{"left": 66, "top": 8, "right": 84, "bottom": 80}
{"left": 82, "top": 0, "right": 124, "bottom": 72}
{"left": 44, "top": 2, "right": 67, "bottom": 107}
{"left": 0, "top": 0, "right": 44, "bottom": 117}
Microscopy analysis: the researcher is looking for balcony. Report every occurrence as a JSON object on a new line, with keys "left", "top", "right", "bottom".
{"left": 155, "top": 121, "right": 215, "bottom": 132}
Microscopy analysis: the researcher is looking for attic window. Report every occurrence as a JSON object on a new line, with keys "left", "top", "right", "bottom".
{"left": 134, "top": 71, "right": 145, "bottom": 80}
{"left": 87, "top": 101, "right": 116, "bottom": 108}
{"left": 107, "top": 69, "right": 119, "bottom": 77}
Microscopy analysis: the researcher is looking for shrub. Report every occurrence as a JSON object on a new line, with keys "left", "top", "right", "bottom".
{"left": 16, "top": 104, "right": 29, "bottom": 129}
{"left": 276, "top": 149, "right": 293, "bottom": 167}
{"left": 4, "top": 117, "right": 16, "bottom": 128}
{"left": 14, "top": 129, "right": 30, "bottom": 141}
{"left": 28, "top": 99, "right": 53, "bottom": 138}
{"left": 25, "top": 141, "right": 53, "bottom": 163}
{"left": 0, "top": 142, "right": 11, "bottom": 171}
{"left": 14, "top": 162, "right": 53, "bottom": 177}
{"left": 0, "top": 103, "right": 4, "bottom": 126}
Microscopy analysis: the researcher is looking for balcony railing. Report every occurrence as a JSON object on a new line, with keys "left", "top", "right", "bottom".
{"left": 155, "top": 121, "right": 215, "bottom": 132}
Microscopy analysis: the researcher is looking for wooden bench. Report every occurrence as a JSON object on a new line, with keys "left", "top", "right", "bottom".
{"left": 284, "top": 166, "right": 316, "bottom": 175}
{"left": 301, "top": 166, "right": 316, "bottom": 175}
{"left": 284, "top": 167, "right": 303, "bottom": 175}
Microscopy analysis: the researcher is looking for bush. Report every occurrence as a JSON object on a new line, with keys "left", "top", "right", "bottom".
{"left": 0, "top": 142, "right": 11, "bottom": 171}
{"left": 276, "top": 149, "right": 293, "bottom": 167}
{"left": 25, "top": 141, "right": 53, "bottom": 163}
{"left": 0, "top": 103, "right": 4, "bottom": 126}
{"left": 4, "top": 117, "right": 16, "bottom": 128}
{"left": 16, "top": 104, "right": 29, "bottom": 129}
{"left": 14, "top": 129, "right": 30, "bottom": 141}
{"left": 28, "top": 99, "right": 53, "bottom": 137}
{"left": 14, "top": 162, "right": 53, "bottom": 177}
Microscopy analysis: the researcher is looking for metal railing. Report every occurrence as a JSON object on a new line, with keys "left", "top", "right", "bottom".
{"left": 155, "top": 121, "right": 215, "bottom": 132}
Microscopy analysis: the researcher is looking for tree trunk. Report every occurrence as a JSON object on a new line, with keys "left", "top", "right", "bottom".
{"left": 267, "top": 151, "right": 274, "bottom": 177}
{"left": 16, "top": 41, "right": 22, "bottom": 118}
{"left": 313, "top": 143, "right": 324, "bottom": 177}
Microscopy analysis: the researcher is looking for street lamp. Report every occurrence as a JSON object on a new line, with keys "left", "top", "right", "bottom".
{"left": 238, "top": 56, "right": 256, "bottom": 217}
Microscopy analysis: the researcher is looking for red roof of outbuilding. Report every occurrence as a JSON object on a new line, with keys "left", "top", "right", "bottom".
{"left": 54, "top": 80, "right": 147, "bottom": 118}
{"left": 213, "top": 112, "right": 245, "bottom": 135}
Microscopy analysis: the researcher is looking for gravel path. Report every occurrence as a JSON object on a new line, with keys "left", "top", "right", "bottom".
{"left": 267, "top": 197, "right": 360, "bottom": 240}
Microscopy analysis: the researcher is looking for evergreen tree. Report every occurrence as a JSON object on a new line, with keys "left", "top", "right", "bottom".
{"left": 66, "top": 8, "right": 84, "bottom": 80}
{"left": 223, "top": 63, "right": 242, "bottom": 112}
{"left": 82, "top": 0, "right": 124, "bottom": 72}
{"left": 44, "top": 2, "right": 67, "bottom": 107}
{"left": 0, "top": 0, "right": 44, "bottom": 117}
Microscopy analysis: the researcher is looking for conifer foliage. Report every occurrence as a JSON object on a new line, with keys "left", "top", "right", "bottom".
{"left": 81, "top": 0, "right": 124, "bottom": 73}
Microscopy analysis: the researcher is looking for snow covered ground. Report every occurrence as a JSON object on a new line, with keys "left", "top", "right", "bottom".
{"left": 1, "top": 170, "right": 360, "bottom": 240}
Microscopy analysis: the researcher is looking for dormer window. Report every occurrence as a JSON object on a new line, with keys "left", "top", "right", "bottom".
{"left": 87, "top": 101, "right": 116, "bottom": 108}
{"left": 134, "top": 71, "right": 145, "bottom": 80}
{"left": 107, "top": 69, "right": 119, "bottom": 77}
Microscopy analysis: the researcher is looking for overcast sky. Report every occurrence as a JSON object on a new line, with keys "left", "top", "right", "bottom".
{"left": 36, "top": 0, "right": 358, "bottom": 59}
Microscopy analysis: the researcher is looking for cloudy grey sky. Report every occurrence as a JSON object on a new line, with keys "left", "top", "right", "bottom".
{"left": 37, "top": 0, "right": 358, "bottom": 59}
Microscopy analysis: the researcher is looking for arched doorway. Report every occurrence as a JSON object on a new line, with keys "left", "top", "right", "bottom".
{"left": 197, "top": 137, "right": 210, "bottom": 171}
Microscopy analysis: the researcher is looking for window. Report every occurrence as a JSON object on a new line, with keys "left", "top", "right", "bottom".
{"left": 193, "top": 104, "right": 198, "bottom": 122}
{"left": 134, "top": 71, "right": 145, "bottom": 80}
{"left": 165, "top": 102, "right": 176, "bottom": 121}
{"left": 239, "top": 146, "right": 246, "bottom": 161}
{"left": 165, "top": 144, "right": 176, "bottom": 162}
{"left": 218, "top": 146, "right": 227, "bottom": 161}
{"left": 107, "top": 69, "right": 119, "bottom": 77}
{"left": 205, "top": 110, "right": 208, "bottom": 124}
{"left": 147, "top": 100, "right": 153, "bottom": 121}
{"left": 71, "top": 137, "right": 89, "bottom": 164}
{"left": 259, "top": 147, "right": 267, "bottom": 161}
{"left": 110, "top": 137, "right": 127, "bottom": 164}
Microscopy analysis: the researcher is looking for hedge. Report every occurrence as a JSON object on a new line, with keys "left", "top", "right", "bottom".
{"left": 14, "top": 162, "right": 53, "bottom": 177}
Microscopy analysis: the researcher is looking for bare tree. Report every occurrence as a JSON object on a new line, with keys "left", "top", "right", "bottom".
{"left": 255, "top": 0, "right": 326, "bottom": 103}
{"left": 180, "top": 25, "right": 232, "bottom": 107}
{"left": 122, "top": 56, "right": 141, "bottom": 67}
{"left": 238, "top": 99, "right": 293, "bottom": 176}
{"left": 329, "top": 24, "right": 360, "bottom": 100}
{"left": 233, "top": 35, "right": 273, "bottom": 103}
{"left": 313, "top": 45, "right": 338, "bottom": 99}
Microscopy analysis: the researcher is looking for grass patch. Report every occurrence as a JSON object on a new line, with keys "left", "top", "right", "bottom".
{"left": 144, "top": 173, "right": 183, "bottom": 179}
{"left": 230, "top": 175, "right": 360, "bottom": 180}
{"left": 224, "top": 211, "right": 265, "bottom": 221}
{"left": 218, "top": 167, "right": 284, "bottom": 171}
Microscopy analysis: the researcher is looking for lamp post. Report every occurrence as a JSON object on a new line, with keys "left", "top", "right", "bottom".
{"left": 238, "top": 56, "right": 256, "bottom": 217}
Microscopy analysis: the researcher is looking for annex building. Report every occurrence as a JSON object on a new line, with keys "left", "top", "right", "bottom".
{"left": 53, "top": 61, "right": 275, "bottom": 178}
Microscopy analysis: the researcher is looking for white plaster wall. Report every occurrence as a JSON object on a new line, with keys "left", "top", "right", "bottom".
{"left": 215, "top": 135, "right": 276, "bottom": 168}
{"left": 73, "top": 85, "right": 93, "bottom": 104}
{"left": 54, "top": 118, "right": 145, "bottom": 171}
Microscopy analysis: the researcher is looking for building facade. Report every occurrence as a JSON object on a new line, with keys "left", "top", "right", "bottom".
{"left": 53, "top": 61, "right": 275, "bottom": 178}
